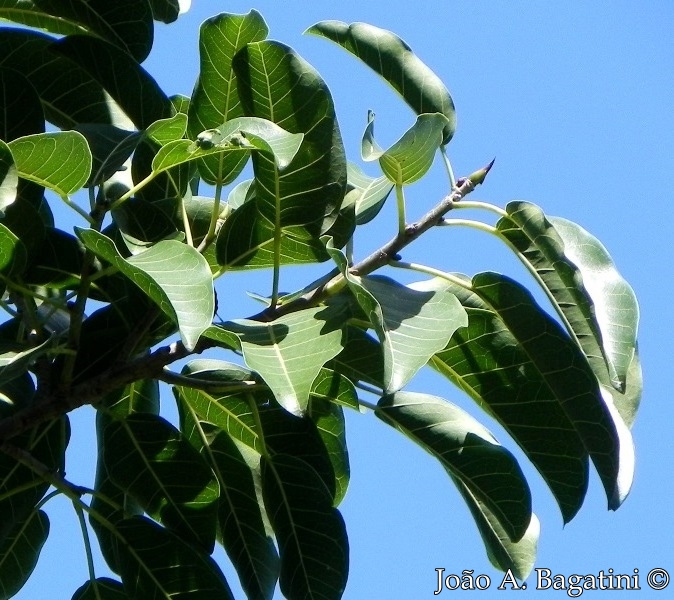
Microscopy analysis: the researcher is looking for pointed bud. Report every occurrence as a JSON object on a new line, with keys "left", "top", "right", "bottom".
{"left": 467, "top": 158, "right": 495, "bottom": 186}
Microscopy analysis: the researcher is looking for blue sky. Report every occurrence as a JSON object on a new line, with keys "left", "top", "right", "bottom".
{"left": 19, "top": 2, "right": 674, "bottom": 598}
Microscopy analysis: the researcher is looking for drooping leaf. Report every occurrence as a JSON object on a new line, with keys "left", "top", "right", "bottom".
{"left": 32, "top": 0, "right": 154, "bottom": 62}
{"left": 77, "top": 229, "right": 214, "bottom": 351}
{"left": 223, "top": 306, "right": 344, "bottom": 415}
{"left": 378, "top": 391, "right": 532, "bottom": 542}
{"left": 9, "top": 131, "right": 92, "bottom": 197}
{"left": 497, "top": 201, "right": 639, "bottom": 395}
{"left": 202, "top": 428, "right": 279, "bottom": 600}
{"left": 262, "top": 454, "right": 348, "bottom": 600}
{"left": 470, "top": 272, "right": 630, "bottom": 509}
{"left": 362, "top": 111, "right": 448, "bottom": 185}
{"left": 346, "top": 162, "right": 393, "bottom": 225}
{"left": 103, "top": 413, "right": 219, "bottom": 552}
{"left": 71, "top": 577, "right": 127, "bottom": 600}
{"left": 53, "top": 35, "right": 171, "bottom": 129}
{"left": 431, "top": 280, "right": 590, "bottom": 523}
{"left": 0, "top": 2, "right": 87, "bottom": 36}
{"left": 452, "top": 473, "right": 539, "bottom": 580}
{"left": 309, "top": 396, "right": 350, "bottom": 506}
{"left": 233, "top": 39, "right": 347, "bottom": 235}
{"left": 188, "top": 10, "right": 268, "bottom": 184}
{"left": 0, "top": 509, "right": 50, "bottom": 600}
{"left": 117, "top": 516, "right": 234, "bottom": 600}
{"left": 308, "top": 20, "right": 456, "bottom": 143}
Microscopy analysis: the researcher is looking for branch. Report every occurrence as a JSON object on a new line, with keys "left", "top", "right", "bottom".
{"left": 0, "top": 338, "right": 212, "bottom": 442}
{"left": 251, "top": 161, "right": 493, "bottom": 322}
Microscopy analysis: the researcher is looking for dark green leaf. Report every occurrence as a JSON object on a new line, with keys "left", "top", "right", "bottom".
{"left": 206, "top": 430, "right": 279, "bottom": 600}
{"left": 378, "top": 391, "right": 532, "bottom": 542}
{"left": 262, "top": 454, "right": 348, "bottom": 600}
{"left": 0, "top": 509, "right": 49, "bottom": 600}
{"left": 77, "top": 229, "right": 214, "bottom": 351}
{"left": 471, "top": 272, "right": 629, "bottom": 509}
{"left": 0, "top": 2, "right": 86, "bottom": 36}
{"left": 74, "top": 124, "right": 141, "bottom": 186}
{"left": 452, "top": 473, "right": 539, "bottom": 580}
{"left": 0, "top": 223, "right": 25, "bottom": 278}
{"left": 71, "top": 577, "right": 126, "bottom": 600}
{"left": 149, "top": 0, "right": 181, "bottom": 24}
{"left": 0, "top": 141, "right": 17, "bottom": 215}
{"left": 0, "top": 29, "right": 120, "bottom": 128}
{"left": 111, "top": 196, "right": 181, "bottom": 255}
{"left": 310, "top": 368, "right": 360, "bottom": 412}
{"left": 497, "top": 201, "right": 639, "bottom": 395}
{"left": 308, "top": 20, "right": 456, "bottom": 143}
{"left": 33, "top": 0, "right": 154, "bottom": 62}
{"left": 117, "top": 516, "right": 234, "bottom": 600}
{"left": 53, "top": 35, "right": 171, "bottom": 129}
{"left": 104, "top": 413, "right": 219, "bottom": 552}
{"left": 330, "top": 326, "right": 384, "bottom": 389}
{"left": 233, "top": 40, "right": 347, "bottom": 235}
{"left": 24, "top": 228, "right": 85, "bottom": 288}
{"left": 188, "top": 10, "right": 268, "bottom": 184}
{"left": 0, "top": 66, "right": 44, "bottom": 142}
{"left": 431, "top": 281, "right": 589, "bottom": 523}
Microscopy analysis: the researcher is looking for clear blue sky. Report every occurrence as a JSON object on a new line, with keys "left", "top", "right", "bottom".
{"left": 20, "top": 2, "right": 674, "bottom": 598}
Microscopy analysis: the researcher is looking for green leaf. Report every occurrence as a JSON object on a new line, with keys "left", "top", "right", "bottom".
{"left": 233, "top": 39, "right": 347, "bottom": 235}
{"left": 111, "top": 196, "right": 181, "bottom": 255}
{"left": 146, "top": 112, "right": 188, "bottom": 145}
{"left": 188, "top": 10, "right": 268, "bottom": 184}
{"left": 72, "top": 577, "right": 126, "bottom": 600}
{"left": 453, "top": 475, "right": 539, "bottom": 580}
{"left": 77, "top": 229, "right": 214, "bottom": 351}
{"left": 378, "top": 391, "right": 532, "bottom": 542}
{"left": 0, "top": 336, "right": 53, "bottom": 387}
{"left": 104, "top": 413, "right": 220, "bottom": 552}
{"left": 0, "top": 1, "right": 87, "bottom": 36}
{"left": 498, "top": 201, "right": 639, "bottom": 395}
{"left": 0, "top": 223, "right": 25, "bottom": 278}
{"left": 309, "top": 396, "right": 350, "bottom": 506}
{"left": 308, "top": 20, "right": 456, "bottom": 144}
{"left": 431, "top": 280, "right": 590, "bottom": 523}
{"left": 262, "top": 454, "right": 348, "bottom": 600}
{"left": 117, "top": 516, "right": 234, "bottom": 600}
{"left": 0, "top": 29, "right": 122, "bottom": 128}
{"left": 224, "top": 306, "right": 344, "bottom": 416}
{"left": 23, "top": 228, "right": 85, "bottom": 288}
{"left": 149, "top": 0, "right": 181, "bottom": 24}
{"left": 53, "top": 35, "right": 171, "bottom": 129}
{"left": 152, "top": 117, "right": 303, "bottom": 175}
{"left": 0, "top": 509, "right": 49, "bottom": 600}
{"left": 203, "top": 430, "right": 279, "bottom": 600}
{"left": 362, "top": 112, "right": 448, "bottom": 185}
{"left": 337, "top": 266, "right": 468, "bottom": 393}
{"left": 174, "top": 363, "right": 262, "bottom": 453}
{"left": 330, "top": 326, "right": 385, "bottom": 389}
{"left": 32, "top": 0, "right": 154, "bottom": 62}
{"left": 9, "top": 131, "right": 92, "bottom": 196}
{"left": 310, "top": 368, "right": 360, "bottom": 412}
{"left": 470, "top": 272, "right": 629, "bottom": 509}
{"left": 346, "top": 162, "right": 393, "bottom": 225}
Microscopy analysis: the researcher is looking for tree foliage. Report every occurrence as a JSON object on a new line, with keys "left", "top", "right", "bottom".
{"left": 0, "top": 4, "right": 641, "bottom": 599}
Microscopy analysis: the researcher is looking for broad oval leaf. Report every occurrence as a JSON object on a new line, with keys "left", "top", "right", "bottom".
{"left": 363, "top": 112, "right": 448, "bottom": 185}
{"left": 0, "top": 509, "right": 50, "bottom": 600}
{"left": 117, "top": 516, "right": 234, "bottom": 600}
{"left": 145, "top": 113, "right": 188, "bottom": 145}
{"left": 233, "top": 39, "right": 347, "bottom": 235}
{"left": 104, "top": 413, "right": 219, "bottom": 552}
{"left": 223, "top": 306, "right": 344, "bottom": 416}
{"left": 9, "top": 131, "right": 92, "bottom": 196}
{"left": 72, "top": 577, "right": 127, "bottom": 600}
{"left": 377, "top": 391, "right": 532, "bottom": 542}
{"left": 308, "top": 20, "right": 456, "bottom": 143}
{"left": 262, "top": 454, "right": 349, "bottom": 600}
{"left": 77, "top": 229, "right": 214, "bottom": 351}
{"left": 188, "top": 10, "right": 268, "bottom": 184}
